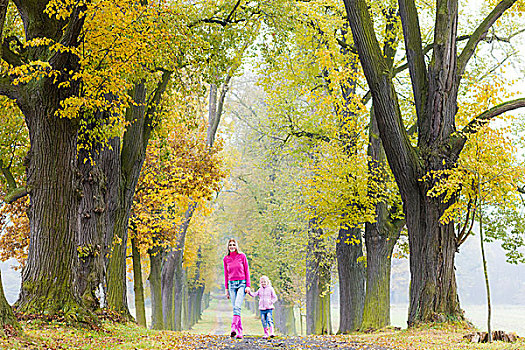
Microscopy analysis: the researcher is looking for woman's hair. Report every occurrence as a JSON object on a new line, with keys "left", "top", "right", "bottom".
{"left": 260, "top": 275, "right": 271, "bottom": 286}
{"left": 226, "top": 238, "right": 239, "bottom": 255}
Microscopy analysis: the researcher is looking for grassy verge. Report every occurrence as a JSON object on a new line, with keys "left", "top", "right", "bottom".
{"left": 347, "top": 323, "right": 524, "bottom": 350}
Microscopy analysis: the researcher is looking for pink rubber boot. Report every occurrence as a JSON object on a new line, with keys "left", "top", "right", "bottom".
{"left": 236, "top": 316, "right": 244, "bottom": 339}
{"left": 263, "top": 327, "right": 269, "bottom": 339}
{"left": 269, "top": 325, "right": 275, "bottom": 338}
{"left": 231, "top": 315, "right": 239, "bottom": 338}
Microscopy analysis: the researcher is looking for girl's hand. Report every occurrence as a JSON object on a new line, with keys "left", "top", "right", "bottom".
{"left": 225, "top": 290, "right": 230, "bottom": 299}
{"left": 245, "top": 287, "right": 251, "bottom": 294}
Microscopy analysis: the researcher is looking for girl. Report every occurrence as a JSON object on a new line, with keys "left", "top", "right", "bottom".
{"left": 249, "top": 275, "right": 278, "bottom": 338}
{"left": 223, "top": 239, "right": 251, "bottom": 339}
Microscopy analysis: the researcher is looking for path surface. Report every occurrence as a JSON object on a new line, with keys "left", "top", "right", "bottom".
{"left": 213, "top": 335, "right": 393, "bottom": 349}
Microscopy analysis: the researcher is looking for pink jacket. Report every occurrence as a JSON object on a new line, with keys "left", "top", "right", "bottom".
{"left": 223, "top": 251, "right": 251, "bottom": 289}
{"left": 249, "top": 286, "right": 278, "bottom": 310}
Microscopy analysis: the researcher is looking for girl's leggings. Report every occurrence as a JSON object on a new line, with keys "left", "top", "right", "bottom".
{"left": 260, "top": 309, "right": 274, "bottom": 328}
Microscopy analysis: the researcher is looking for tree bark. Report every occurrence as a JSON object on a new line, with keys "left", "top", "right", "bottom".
{"left": 274, "top": 300, "right": 296, "bottom": 335}
{"left": 336, "top": 226, "right": 364, "bottom": 333}
{"left": 131, "top": 237, "right": 146, "bottom": 327}
{"left": 161, "top": 202, "right": 196, "bottom": 330}
{"left": 17, "top": 108, "right": 87, "bottom": 320}
{"left": 306, "top": 219, "right": 332, "bottom": 335}
{"left": 148, "top": 243, "right": 165, "bottom": 330}
{"left": 75, "top": 146, "right": 106, "bottom": 311}
{"left": 361, "top": 111, "right": 403, "bottom": 329}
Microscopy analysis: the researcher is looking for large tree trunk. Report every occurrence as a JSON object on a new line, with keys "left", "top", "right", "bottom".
{"left": 361, "top": 112, "right": 403, "bottom": 329}
{"left": 148, "top": 244, "right": 165, "bottom": 330}
{"left": 0, "top": 270, "right": 20, "bottom": 336}
{"left": 362, "top": 213, "right": 400, "bottom": 329}
{"left": 336, "top": 226, "right": 364, "bottom": 333}
{"left": 131, "top": 237, "right": 147, "bottom": 327}
{"left": 306, "top": 219, "right": 332, "bottom": 335}
{"left": 17, "top": 106, "right": 87, "bottom": 319}
{"left": 76, "top": 146, "right": 106, "bottom": 311}
{"left": 106, "top": 83, "right": 148, "bottom": 318}
{"left": 10, "top": 0, "right": 88, "bottom": 319}
{"left": 406, "top": 192, "right": 460, "bottom": 324}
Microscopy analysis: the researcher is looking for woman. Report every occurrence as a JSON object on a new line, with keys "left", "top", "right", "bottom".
{"left": 223, "top": 238, "right": 251, "bottom": 339}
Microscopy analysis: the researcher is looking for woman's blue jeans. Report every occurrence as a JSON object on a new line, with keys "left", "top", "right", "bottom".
{"left": 228, "top": 280, "right": 246, "bottom": 316}
{"left": 260, "top": 309, "right": 274, "bottom": 328}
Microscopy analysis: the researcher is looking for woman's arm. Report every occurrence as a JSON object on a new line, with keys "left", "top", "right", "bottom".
{"left": 242, "top": 254, "right": 251, "bottom": 288}
{"left": 223, "top": 258, "right": 229, "bottom": 293}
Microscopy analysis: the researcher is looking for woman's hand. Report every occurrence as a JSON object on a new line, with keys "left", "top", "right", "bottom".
{"left": 245, "top": 287, "right": 251, "bottom": 294}
{"left": 225, "top": 289, "right": 230, "bottom": 299}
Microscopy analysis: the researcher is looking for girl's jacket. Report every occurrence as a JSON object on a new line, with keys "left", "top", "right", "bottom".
{"left": 249, "top": 286, "right": 278, "bottom": 310}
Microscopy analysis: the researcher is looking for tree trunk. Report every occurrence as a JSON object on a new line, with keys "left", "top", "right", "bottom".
{"left": 182, "top": 279, "right": 190, "bottom": 330}
{"left": 75, "top": 140, "right": 107, "bottom": 311}
{"left": 17, "top": 107, "right": 88, "bottom": 320}
{"left": 406, "top": 191, "right": 461, "bottom": 325}
{"left": 362, "top": 218, "right": 399, "bottom": 329}
{"left": 131, "top": 237, "right": 146, "bottom": 327}
{"left": 161, "top": 202, "right": 196, "bottom": 331}
{"left": 203, "top": 292, "right": 210, "bottom": 310}
{"left": 274, "top": 300, "right": 296, "bottom": 335}
{"left": 106, "top": 83, "right": 148, "bottom": 318}
{"left": 148, "top": 244, "right": 164, "bottom": 330}
{"left": 0, "top": 270, "right": 20, "bottom": 336}
{"left": 336, "top": 226, "right": 365, "bottom": 333}
{"left": 361, "top": 111, "right": 403, "bottom": 330}
{"left": 196, "top": 285, "right": 204, "bottom": 321}
{"left": 306, "top": 219, "right": 332, "bottom": 335}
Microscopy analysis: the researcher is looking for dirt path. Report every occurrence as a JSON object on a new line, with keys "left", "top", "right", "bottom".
{"left": 213, "top": 335, "right": 393, "bottom": 349}
{"left": 211, "top": 297, "right": 229, "bottom": 335}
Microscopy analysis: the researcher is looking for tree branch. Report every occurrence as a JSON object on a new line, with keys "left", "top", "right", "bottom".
{"left": 398, "top": 0, "right": 428, "bottom": 121}
{"left": 344, "top": 0, "right": 421, "bottom": 193}
{"left": 457, "top": 0, "right": 518, "bottom": 77}
{"left": 4, "top": 187, "right": 28, "bottom": 204}
{"left": 145, "top": 70, "right": 172, "bottom": 133}
{"left": 450, "top": 98, "right": 525, "bottom": 154}
{"left": 462, "top": 98, "right": 525, "bottom": 135}
{"left": 0, "top": 159, "right": 16, "bottom": 190}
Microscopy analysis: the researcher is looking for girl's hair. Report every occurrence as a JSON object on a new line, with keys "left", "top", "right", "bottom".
{"left": 226, "top": 238, "right": 239, "bottom": 256}
{"left": 260, "top": 275, "right": 271, "bottom": 287}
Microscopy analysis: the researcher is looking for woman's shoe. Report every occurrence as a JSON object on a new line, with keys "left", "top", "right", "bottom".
{"left": 230, "top": 315, "right": 240, "bottom": 337}
{"left": 236, "top": 317, "right": 244, "bottom": 339}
